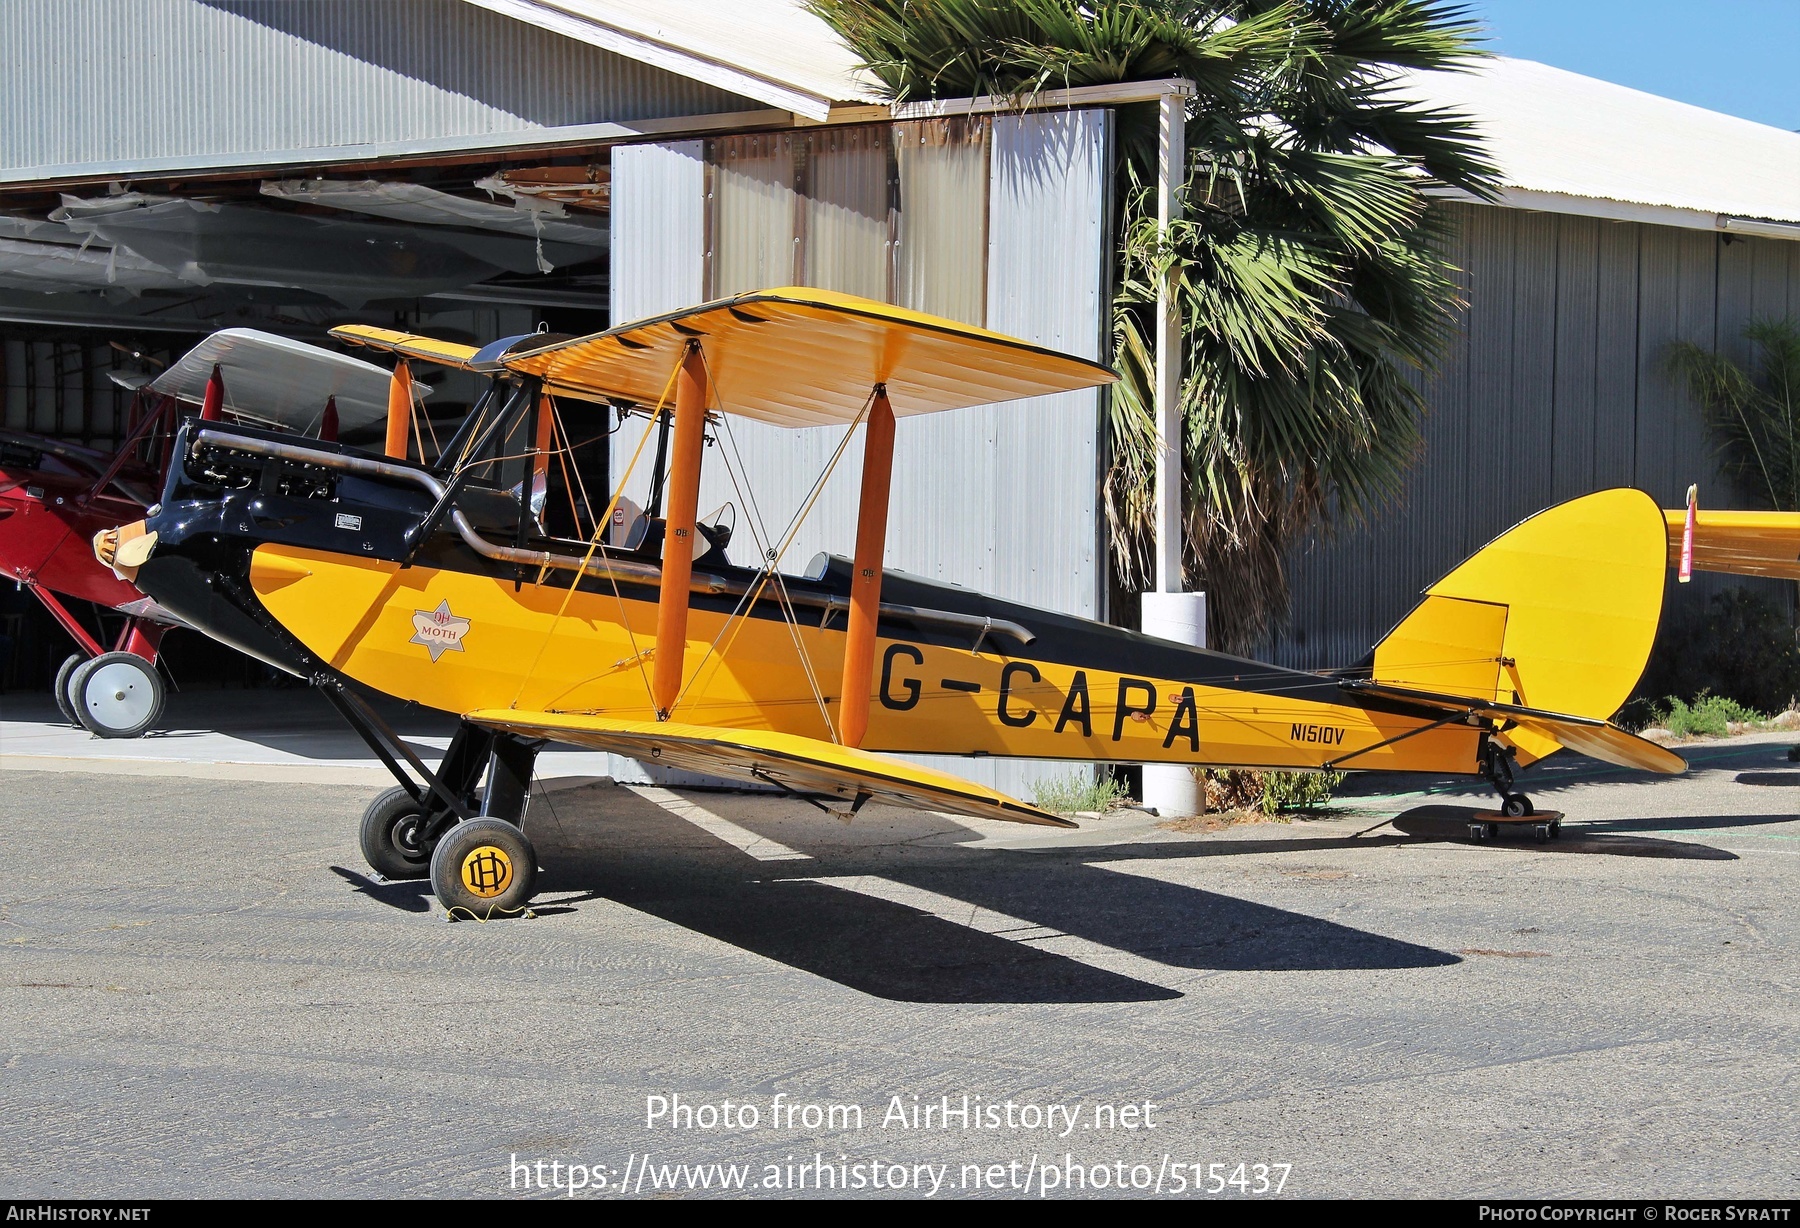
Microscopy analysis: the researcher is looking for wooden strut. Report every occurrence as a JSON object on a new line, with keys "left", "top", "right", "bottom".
{"left": 385, "top": 358, "right": 413, "bottom": 460}
{"left": 838, "top": 385, "right": 895, "bottom": 748}
{"left": 199, "top": 364, "right": 224, "bottom": 422}
{"left": 530, "top": 391, "right": 555, "bottom": 520}
{"left": 652, "top": 342, "right": 710, "bottom": 718}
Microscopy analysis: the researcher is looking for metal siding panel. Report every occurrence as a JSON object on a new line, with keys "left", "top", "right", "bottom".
{"left": 610, "top": 139, "right": 706, "bottom": 523}
{"left": 978, "top": 108, "right": 1108, "bottom": 797}
{"left": 1632, "top": 226, "right": 1686, "bottom": 503}
{"left": 1716, "top": 231, "right": 1758, "bottom": 366}
{"left": 1507, "top": 211, "right": 1558, "bottom": 516}
{"left": 605, "top": 138, "right": 712, "bottom": 786}
{"left": 1424, "top": 208, "right": 1477, "bottom": 599}
{"left": 1592, "top": 220, "right": 1641, "bottom": 489}
{"left": 0, "top": 0, "right": 754, "bottom": 175}
{"left": 1462, "top": 205, "right": 1517, "bottom": 551}
{"left": 1551, "top": 214, "right": 1600, "bottom": 499}
{"left": 1751, "top": 232, "right": 1792, "bottom": 320}
{"left": 1667, "top": 229, "right": 1721, "bottom": 505}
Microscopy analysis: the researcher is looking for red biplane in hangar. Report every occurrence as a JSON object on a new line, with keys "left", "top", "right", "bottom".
{"left": 3, "top": 329, "right": 429, "bottom": 735}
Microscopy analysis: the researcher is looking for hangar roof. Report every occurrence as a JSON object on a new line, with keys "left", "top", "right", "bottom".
{"left": 1400, "top": 57, "right": 1800, "bottom": 233}
{"left": 461, "top": 0, "right": 875, "bottom": 121}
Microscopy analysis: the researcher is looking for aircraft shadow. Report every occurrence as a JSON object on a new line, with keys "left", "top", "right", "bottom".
{"left": 1387, "top": 806, "right": 1738, "bottom": 860}
{"left": 523, "top": 790, "right": 1460, "bottom": 1004}
{"left": 1734, "top": 771, "right": 1800, "bottom": 787}
{"left": 1335, "top": 738, "right": 1799, "bottom": 804}
{"left": 1575, "top": 812, "right": 1796, "bottom": 836}
{"left": 329, "top": 865, "right": 434, "bottom": 912}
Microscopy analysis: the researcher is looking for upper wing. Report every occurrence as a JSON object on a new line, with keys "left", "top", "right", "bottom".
{"left": 151, "top": 328, "right": 427, "bottom": 433}
{"left": 464, "top": 709, "right": 1076, "bottom": 828}
{"left": 1666, "top": 508, "right": 1800, "bottom": 580}
{"left": 329, "top": 324, "right": 484, "bottom": 371}
{"left": 497, "top": 287, "right": 1117, "bottom": 428}
{"left": 1341, "top": 679, "right": 1687, "bottom": 774}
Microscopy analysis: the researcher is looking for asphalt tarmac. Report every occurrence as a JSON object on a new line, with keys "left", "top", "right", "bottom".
{"left": 2, "top": 730, "right": 1798, "bottom": 1199}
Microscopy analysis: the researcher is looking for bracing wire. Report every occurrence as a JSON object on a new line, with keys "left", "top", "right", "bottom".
{"left": 505, "top": 357, "right": 685, "bottom": 711}
{"left": 662, "top": 359, "right": 873, "bottom": 737}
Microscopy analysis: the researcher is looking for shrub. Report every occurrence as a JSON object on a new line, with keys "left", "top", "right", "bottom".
{"left": 1655, "top": 694, "right": 1767, "bottom": 738}
{"left": 1259, "top": 770, "right": 1347, "bottom": 814}
{"left": 1203, "top": 768, "right": 1346, "bottom": 816}
{"left": 1031, "top": 769, "right": 1127, "bottom": 816}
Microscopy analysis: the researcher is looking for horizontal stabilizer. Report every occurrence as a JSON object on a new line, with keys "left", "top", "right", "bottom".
{"left": 1665, "top": 509, "right": 1800, "bottom": 580}
{"left": 1342, "top": 680, "right": 1686, "bottom": 774}
{"left": 463, "top": 709, "right": 1076, "bottom": 828}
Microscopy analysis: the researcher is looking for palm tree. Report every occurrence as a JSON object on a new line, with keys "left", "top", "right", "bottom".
{"left": 809, "top": 0, "right": 1497, "bottom": 651}
{"left": 1669, "top": 319, "right": 1800, "bottom": 513}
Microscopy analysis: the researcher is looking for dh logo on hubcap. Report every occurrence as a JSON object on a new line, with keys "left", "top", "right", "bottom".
{"left": 460, "top": 845, "right": 513, "bottom": 898}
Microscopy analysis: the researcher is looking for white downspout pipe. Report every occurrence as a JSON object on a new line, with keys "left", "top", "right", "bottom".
{"left": 1141, "top": 84, "right": 1208, "bottom": 818}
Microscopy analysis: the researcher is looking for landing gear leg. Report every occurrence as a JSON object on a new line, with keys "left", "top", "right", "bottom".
{"left": 1480, "top": 739, "right": 1533, "bottom": 818}
{"left": 317, "top": 680, "right": 543, "bottom": 915}
{"left": 357, "top": 719, "right": 493, "bottom": 879}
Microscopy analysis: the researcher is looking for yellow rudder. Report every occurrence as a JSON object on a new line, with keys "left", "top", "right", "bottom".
{"left": 1372, "top": 488, "right": 1669, "bottom": 764}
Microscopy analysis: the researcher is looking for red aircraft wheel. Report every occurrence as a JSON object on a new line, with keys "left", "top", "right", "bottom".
{"left": 71, "top": 651, "right": 165, "bottom": 739}
{"left": 53, "top": 654, "right": 86, "bottom": 726}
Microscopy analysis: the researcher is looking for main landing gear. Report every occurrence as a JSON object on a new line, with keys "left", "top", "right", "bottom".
{"left": 1469, "top": 739, "right": 1561, "bottom": 843}
{"left": 325, "top": 684, "right": 542, "bottom": 917}
{"left": 50, "top": 616, "right": 168, "bottom": 739}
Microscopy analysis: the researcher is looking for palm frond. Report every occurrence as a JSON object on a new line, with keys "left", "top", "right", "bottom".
{"left": 1671, "top": 319, "right": 1800, "bottom": 513}
{"left": 811, "top": 0, "right": 1496, "bottom": 652}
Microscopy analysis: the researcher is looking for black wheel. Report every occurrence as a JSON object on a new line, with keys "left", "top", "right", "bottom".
{"left": 71, "top": 651, "right": 164, "bottom": 738}
{"left": 359, "top": 786, "right": 437, "bottom": 880}
{"left": 1502, "top": 793, "right": 1533, "bottom": 818}
{"left": 429, "top": 818, "right": 537, "bottom": 917}
{"left": 53, "top": 653, "right": 86, "bottom": 725}
{"left": 1548, "top": 819, "right": 1562, "bottom": 840}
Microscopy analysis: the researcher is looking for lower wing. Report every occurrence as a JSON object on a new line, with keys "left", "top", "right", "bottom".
{"left": 464, "top": 709, "right": 1076, "bottom": 828}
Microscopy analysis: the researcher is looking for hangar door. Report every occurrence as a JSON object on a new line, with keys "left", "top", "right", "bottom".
{"left": 610, "top": 109, "right": 1112, "bottom": 794}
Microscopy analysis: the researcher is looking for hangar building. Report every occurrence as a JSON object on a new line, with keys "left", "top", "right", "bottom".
{"left": 2, "top": 1, "right": 1797, "bottom": 791}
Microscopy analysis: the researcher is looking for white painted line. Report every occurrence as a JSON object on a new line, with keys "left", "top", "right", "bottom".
{"left": 805, "top": 875, "right": 1177, "bottom": 987}
{"left": 631, "top": 786, "right": 814, "bottom": 861}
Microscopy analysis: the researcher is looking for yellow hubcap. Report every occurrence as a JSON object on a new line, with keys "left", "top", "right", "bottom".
{"left": 460, "top": 845, "right": 514, "bottom": 898}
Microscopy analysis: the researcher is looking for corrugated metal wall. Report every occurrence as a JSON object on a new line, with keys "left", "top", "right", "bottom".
{"left": 1272, "top": 202, "right": 1800, "bottom": 672}
{"left": 609, "top": 110, "right": 1112, "bottom": 794}
{"left": 898, "top": 108, "right": 1113, "bottom": 794}
{"left": 0, "top": 0, "right": 755, "bottom": 178}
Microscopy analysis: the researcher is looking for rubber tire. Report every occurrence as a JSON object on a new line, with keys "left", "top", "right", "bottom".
{"left": 430, "top": 818, "right": 538, "bottom": 918}
{"left": 53, "top": 653, "right": 86, "bottom": 725}
{"left": 359, "top": 786, "right": 436, "bottom": 880}
{"left": 71, "top": 651, "right": 164, "bottom": 738}
{"left": 1501, "top": 793, "right": 1533, "bottom": 818}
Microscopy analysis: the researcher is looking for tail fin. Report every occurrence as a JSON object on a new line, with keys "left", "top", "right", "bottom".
{"left": 1371, "top": 488, "right": 1668, "bottom": 765}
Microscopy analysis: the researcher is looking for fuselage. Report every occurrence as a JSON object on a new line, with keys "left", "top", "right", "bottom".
{"left": 1, "top": 457, "right": 152, "bottom": 610}
{"left": 128, "top": 420, "right": 1485, "bottom": 776}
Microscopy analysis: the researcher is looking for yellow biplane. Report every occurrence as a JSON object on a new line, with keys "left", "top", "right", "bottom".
{"left": 94, "top": 288, "right": 1800, "bottom": 916}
